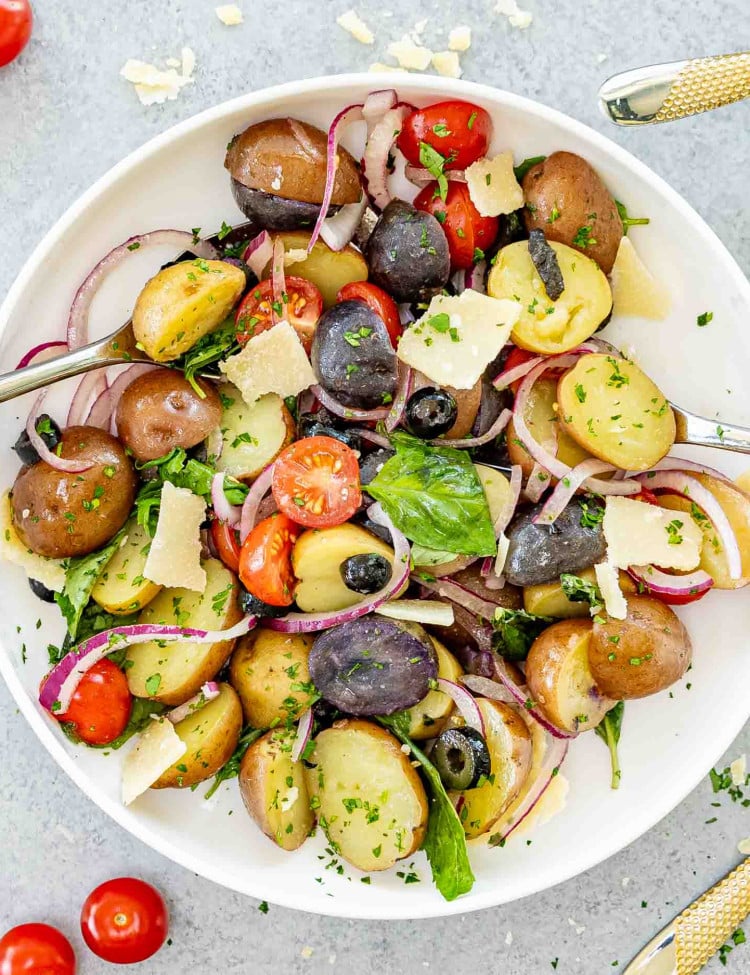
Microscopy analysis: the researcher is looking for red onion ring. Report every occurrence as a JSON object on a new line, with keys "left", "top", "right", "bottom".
{"left": 348, "top": 428, "right": 392, "bottom": 450}
{"left": 265, "top": 503, "right": 410, "bottom": 634}
{"left": 417, "top": 576, "right": 500, "bottom": 621}
{"left": 320, "top": 194, "right": 368, "bottom": 252}
{"left": 534, "top": 458, "right": 625, "bottom": 526}
{"left": 308, "top": 103, "right": 366, "bottom": 253}
{"left": 384, "top": 363, "right": 413, "bottom": 433}
{"left": 311, "top": 384, "right": 390, "bottom": 422}
{"left": 271, "top": 237, "right": 286, "bottom": 324}
{"left": 468, "top": 260, "right": 487, "bottom": 294}
{"left": 85, "top": 363, "right": 157, "bottom": 431}
{"left": 243, "top": 230, "right": 274, "bottom": 278}
{"left": 525, "top": 462, "right": 552, "bottom": 503}
{"left": 493, "top": 355, "right": 544, "bottom": 391}
{"left": 431, "top": 408, "right": 511, "bottom": 450}
{"left": 291, "top": 707, "right": 315, "bottom": 763}
{"left": 212, "top": 472, "right": 242, "bottom": 528}
{"left": 495, "top": 465, "right": 523, "bottom": 536}
{"left": 26, "top": 393, "right": 92, "bottom": 473}
{"left": 437, "top": 678, "right": 484, "bottom": 734}
{"left": 404, "top": 165, "right": 467, "bottom": 187}
{"left": 15, "top": 341, "right": 68, "bottom": 370}
{"left": 239, "top": 463, "right": 275, "bottom": 543}
{"left": 634, "top": 471, "right": 742, "bottom": 579}
{"left": 628, "top": 563, "right": 714, "bottom": 598}
{"left": 39, "top": 616, "right": 256, "bottom": 715}
{"left": 166, "top": 682, "right": 221, "bottom": 724}
{"left": 67, "top": 372, "right": 109, "bottom": 427}
{"left": 362, "top": 88, "right": 398, "bottom": 134}
{"left": 493, "top": 729, "right": 569, "bottom": 843}
{"left": 632, "top": 456, "right": 730, "bottom": 481}
{"left": 463, "top": 668, "right": 576, "bottom": 740}
{"left": 363, "top": 105, "right": 410, "bottom": 211}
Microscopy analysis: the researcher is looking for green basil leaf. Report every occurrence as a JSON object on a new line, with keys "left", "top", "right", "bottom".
{"left": 54, "top": 529, "right": 125, "bottom": 639}
{"left": 595, "top": 701, "right": 625, "bottom": 790}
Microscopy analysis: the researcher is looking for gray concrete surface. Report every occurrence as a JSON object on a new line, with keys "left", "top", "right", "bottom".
{"left": 1, "top": 1, "right": 749, "bottom": 971}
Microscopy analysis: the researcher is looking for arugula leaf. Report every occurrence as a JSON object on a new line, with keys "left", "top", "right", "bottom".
{"left": 492, "top": 607, "right": 553, "bottom": 661}
{"left": 615, "top": 200, "right": 650, "bottom": 235}
{"left": 204, "top": 725, "right": 265, "bottom": 799}
{"left": 411, "top": 543, "right": 458, "bottom": 567}
{"left": 173, "top": 318, "right": 240, "bottom": 395}
{"left": 367, "top": 433, "right": 497, "bottom": 556}
{"left": 54, "top": 530, "right": 125, "bottom": 639}
{"left": 560, "top": 573, "right": 602, "bottom": 609}
{"left": 379, "top": 715, "right": 474, "bottom": 901}
{"left": 419, "top": 142, "right": 449, "bottom": 201}
{"left": 595, "top": 701, "right": 624, "bottom": 789}
{"left": 513, "top": 155, "right": 546, "bottom": 182}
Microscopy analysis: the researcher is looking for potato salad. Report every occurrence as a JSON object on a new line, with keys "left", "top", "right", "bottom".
{"left": 7, "top": 88, "right": 749, "bottom": 902}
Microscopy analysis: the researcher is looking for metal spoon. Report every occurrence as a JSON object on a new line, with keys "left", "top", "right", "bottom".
{"left": 599, "top": 51, "right": 750, "bottom": 125}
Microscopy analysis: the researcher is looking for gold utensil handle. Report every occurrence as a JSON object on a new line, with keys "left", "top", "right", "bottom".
{"left": 674, "top": 858, "right": 750, "bottom": 974}
{"left": 656, "top": 53, "right": 750, "bottom": 121}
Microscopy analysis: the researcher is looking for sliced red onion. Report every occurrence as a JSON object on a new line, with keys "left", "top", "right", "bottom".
{"left": 320, "top": 194, "right": 368, "bottom": 252}
{"left": 468, "top": 260, "right": 487, "bottom": 294}
{"left": 26, "top": 393, "right": 92, "bottom": 473}
{"left": 239, "top": 463, "right": 275, "bottom": 543}
{"left": 635, "top": 471, "right": 742, "bottom": 579}
{"left": 494, "top": 733, "right": 569, "bottom": 842}
{"left": 404, "top": 165, "right": 467, "bottom": 187}
{"left": 450, "top": 268, "right": 467, "bottom": 295}
{"left": 460, "top": 674, "right": 517, "bottom": 706}
{"left": 628, "top": 564, "right": 714, "bottom": 598}
{"left": 243, "top": 230, "right": 274, "bottom": 278}
{"left": 291, "top": 707, "right": 315, "bottom": 763}
{"left": 87, "top": 363, "right": 157, "bottom": 432}
{"left": 363, "top": 105, "right": 410, "bottom": 211}
{"left": 495, "top": 465, "right": 523, "bottom": 537}
{"left": 437, "top": 678, "right": 484, "bottom": 733}
{"left": 384, "top": 363, "right": 413, "bottom": 433}
{"left": 632, "top": 456, "right": 730, "bottom": 481}
{"left": 534, "top": 459, "right": 624, "bottom": 526}
{"left": 265, "top": 503, "right": 410, "bottom": 634}
{"left": 212, "top": 472, "right": 242, "bottom": 528}
{"left": 398, "top": 302, "right": 416, "bottom": 326}
{"left": 480, "top": 556, "right": 493, "bottom": 579}
{"left": 311, "top": 384, "right": 390, "bottom": 422}
{"left": 166, "top": 682, "right": 221, "bottom": 725}
{"left": 309, "top": 103, "right": 366, "bottom": 253}
{"left": 271, "top": 237, "right": 286, "bottom": 325}
{"left": 462, "top": 668, "right": 575, "bottom": 741}
{"left": 16, "top": 341, "right": 68, "bottom": 369}
{"left": 40, "top": 617, "right": 256, "bottom": 715}
{"left": 67, "top": 371, "right": 109, "bottom": 427}
{"left": 417, "top": 577, "right": 500, "bottom": 621}
{"left": 348, "top": 427, "right": 392, "bottom": 450}
{"left": 363, "top": 89, "right": 398, "bottom": 134}
{"left": 492, "top": 355, "right": 544, "bottom": 391}
{"left": 431, "top": 408, "right": 511, "bottom": 449}
{"left": 68, "top": 230, "right": 218, "bottom": 350}
{"left": 525, "top": 462, "right": 553, "bottom": 503}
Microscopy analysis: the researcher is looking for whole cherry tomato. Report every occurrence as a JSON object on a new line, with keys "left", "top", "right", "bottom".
{"left": 0, "top": 923, "right": 75, "bottom": 975}
{"left": 235, "top": 276, "right": 322, "bottom": 351}
{"left": 47, "top": 659, "right": 132, "bottom": 746}
{"left": 272, "top": 436, "right": 362, "bottom": 529}
{"left": 0, "top": 1, "right": 32, "bottom": 69}
{"left": 336, "top": 281, "right": 402, "bottom": 347}
{"left": 414, "top": 181, "right": 498, "bottom": 270}
{"left": 239, "top": 512, "right": 301, "bottom": 607}
{"left": 209, "top": 518, "right": 241, "bottom": 574}
{"left": 398, "top": 101, "right": 492, "bottom": 171}
{"left": 80, "top": 878, "right": 168, "bottom": 965}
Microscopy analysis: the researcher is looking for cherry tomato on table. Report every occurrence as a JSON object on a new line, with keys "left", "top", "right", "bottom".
{"left": 272, "top": 435, "right": 362, "bottom": 530}
{"left": 336, "top": 281, "right": 402, "bottom": 347}
{"left": 0, "top": 1, "right": 32, "bottom": 69}
{"left": 45, "top": 658, "right": 132, "bottom": 746}
{"left": 0, "top": 923, "right": 75, "bottom": 975}
{"left": 235, "top": 276, "right": 323, "bottom": 351}
{"left": 397, "top": 101, "right": 492, "bottom": 171}
{"left": 80, "top": 878, "right": 168, "bottom": 965}
{"left": 239, "top": 512, "right": 301, "bottom": 607}
{"left": 414, "top": 181, "right": 498, "bottom": 270}
{"left": 210, "top": 518, "right": 242, "bottom": 574}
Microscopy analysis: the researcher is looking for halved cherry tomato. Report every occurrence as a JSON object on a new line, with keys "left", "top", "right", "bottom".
{"left": 0, "top": 1, "right": 33, "bottom": 69}
{"left": 336, "top": 281, "right": 402, "bottom": 347}
{"left": 235, "top": 276, "right": 323, "bottom": 351}
{"left": 414, "top": 181, "right": 498, "bottom": 270}
{"left": 80, "top": 878, "right": 168, "bottom": 965}
{"left": 397, "top": 101, "right": 492, "bottom": 171}
{"left": 239, "top": 512, "right": 301, "bottom": 607}
{"left": 46, "top": 659, "right": 132, "bottom": 746}
{"left": 272, "top": 436, "right": 362, "bottom": 529}
{"left": 0, "top": 923, "right": 75, "bottom": 975}
{"left": 209, "top": 518, "right": 242, "bottom": 573}
{"left": 635, "top": 487, "right": 660, "bottom": 506}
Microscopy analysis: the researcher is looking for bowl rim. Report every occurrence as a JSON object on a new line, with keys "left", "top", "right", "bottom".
{"left": 1, "top": 71, "right": 748, "bottom": 920}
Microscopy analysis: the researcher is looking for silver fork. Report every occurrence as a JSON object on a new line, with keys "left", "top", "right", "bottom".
{"left": 671, "top": 403, "right": 750, "bottom": 455}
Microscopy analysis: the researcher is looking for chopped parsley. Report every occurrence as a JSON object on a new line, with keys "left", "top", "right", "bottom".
{"left": 615, "top": 200, "right": 650, "bottom": 234}
{"left": 574, "top": 383, "right": 587, "bottom": 403}
{"left": 697, "top": 311, "right": 714, "bottom": 327}
{"left": 419, "top": 142, "right": 449, "bottom": 200}
{"left": 665, "top": 519, "right": 684, "bottom": 545}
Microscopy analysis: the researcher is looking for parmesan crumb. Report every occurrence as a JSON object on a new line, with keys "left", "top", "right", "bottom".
{"left": 181, "top": 46, "right": 196, "bottom": 79}
{"left": 301, "top": 947, "right": 314, "bottom": 959}
{"left": 215, "top": 4, "right": 244, "bottom": 26}
{"left": 120, "top": 58, "right": 194, "bottom": 106}
{"left": 739, "top": 838, "right": 750, "bottom": 855}
{"left": 336, "top": 9, "right": 375, "bottom": 45}
{"left": 505, "top": 931, "right": 513, "bottom": 946}
{"left": 730, "top": 754, "right": 747, "bottom": 786}
{"left": 448, "top": 25, "right": 472, "bottom": 51}
{"left": 431, "top": 50, "right": 462, "bottom": 78}
{"left": 369, "top": 62, "right": 407, "bottom": 73}
{"left": 495, "top": 0, "right": 534, "bottom": 28}
{"left": 387, "top": 34, "right": 434, "bottom": 71}
{"left": 597, "top": 52, "right": 609, "bottom": 63}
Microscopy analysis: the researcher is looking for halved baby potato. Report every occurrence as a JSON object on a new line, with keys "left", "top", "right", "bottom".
{"left": 292, "top": 522, "right": 395, "bottom": 614}
{"left": 132, "top": 260, "right": 246, "bottom": 362}
{"left": 125, "top": 558, "right": 242, "bottom": 706}
{"left": 523, "top": 567, "right": 636, "bottom": 619}
{"left": 91, "top": 517, "right": 161, "bottom": 615}
{"left": 557, "top": 354, "right": 676, "bottom": 472}
{"left": 451, "top": 698, "right": 532, "bottom": 839}
{"left": 404, "top": 636, "right": 463, "bottom": 740}
{"left": 264, "top": 231, "right": 368, "bottom": 308}
{"left": 153, "top": 683, "right": 243, "bottom": 789}
{"left": 229, "top": 628, "right": 316, "bottom": 728}
{"left": 215, "top": 386, "right": 295, "bottom": 482}
{"left": 239, "top": 729, "right": 314, "bottom": 851}
{"left": 304, "top": 719, "right": 428, "bottom": 872}
{"left": 487, "top": 240, "right": 612, "bottom": 354}
{"left": 525, "top": 619, "right": 615, "bottom": 732}
{"left": 506, "top": 377, "right": 591, "bottom": 479}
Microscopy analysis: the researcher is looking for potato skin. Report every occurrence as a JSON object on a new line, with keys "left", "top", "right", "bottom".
{"left": 522, "top": 151, "right": 623, "bottom": 273}
{"left": 589, "top": 595, "right": 692, "bottom": 699}
{"left": 115, "top": 370, "right": 222, "bottom": 463}
{"left": 229, "top": 628, "right": 316, "bottom": 728}
{"left": 12, "top": 426, "right": 137, "bottom": 559}
{"left": 225, "top": 117, "right": 361, "bottom": 206}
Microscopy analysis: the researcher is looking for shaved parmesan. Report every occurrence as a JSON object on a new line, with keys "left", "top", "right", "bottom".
{"left": 611, "top": 237, "right": 671, "bottom": 320}
{"left": 144, "top": 482, "right": 206, "bottom": 592}
{"left": 466, "top": 151, "right": 524, "bottom": 217}
{"left": 284, "top": 248, "right": 310, "bottom": 266}
{"left": 215, "top": 4, "right": 244, "bottom": 25}
{"left": 739, "top": 837, "right": 750, "bottom": 856}
{"left": 512, "top": 774, "right": 569, "bottom": 837}
{"left": 431, "top": 51, "right": 463, "bottom": 79}
{"left": 448, "top": 26, "right": 472, "bottom": 51}
{"left": 0, "top": 491, "right": 66, "bottom": 592}
{"left": 181, "top": 46, "right": 196, "bottom": 78}
{"left": 219, "top": 320, "right": 316, "bottom": 405}
{"left": 336, "top": 9, "right": 375, "bottom": 44}
{"left": 397, "top": 289, "right": 521, "bottom": 389}
{"left": 730, "top": 754, "right": 747, "bottom": 786}
{"left": 120, "top": 58, "right": 194, "bottom": 107}
{"left": 122, "top": 717, "right": 187, "bottom": 805}
{"left": 369, "top": 62, "right": 407, "bottom": 73}
{"left": 603, "top": 496, "right": 702, "bottom": 571}
{"left": 594, "top": 561, "right": 627, "bottom": 620}
{"left": 376, "top": 599, "right": 455, "bottom": 626}
{"left": 387, "top": 34, "right": 433, "bottom": 71}
{"left": 495, "top": 0, "right": 534, "bottom": 29}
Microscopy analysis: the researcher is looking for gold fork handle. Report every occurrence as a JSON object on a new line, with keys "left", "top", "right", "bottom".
{"left": 674, "top": 859, "right": 750, "bottom": 974}
{"left": 599, "top": 52, "right": 750, "bottom": 125}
